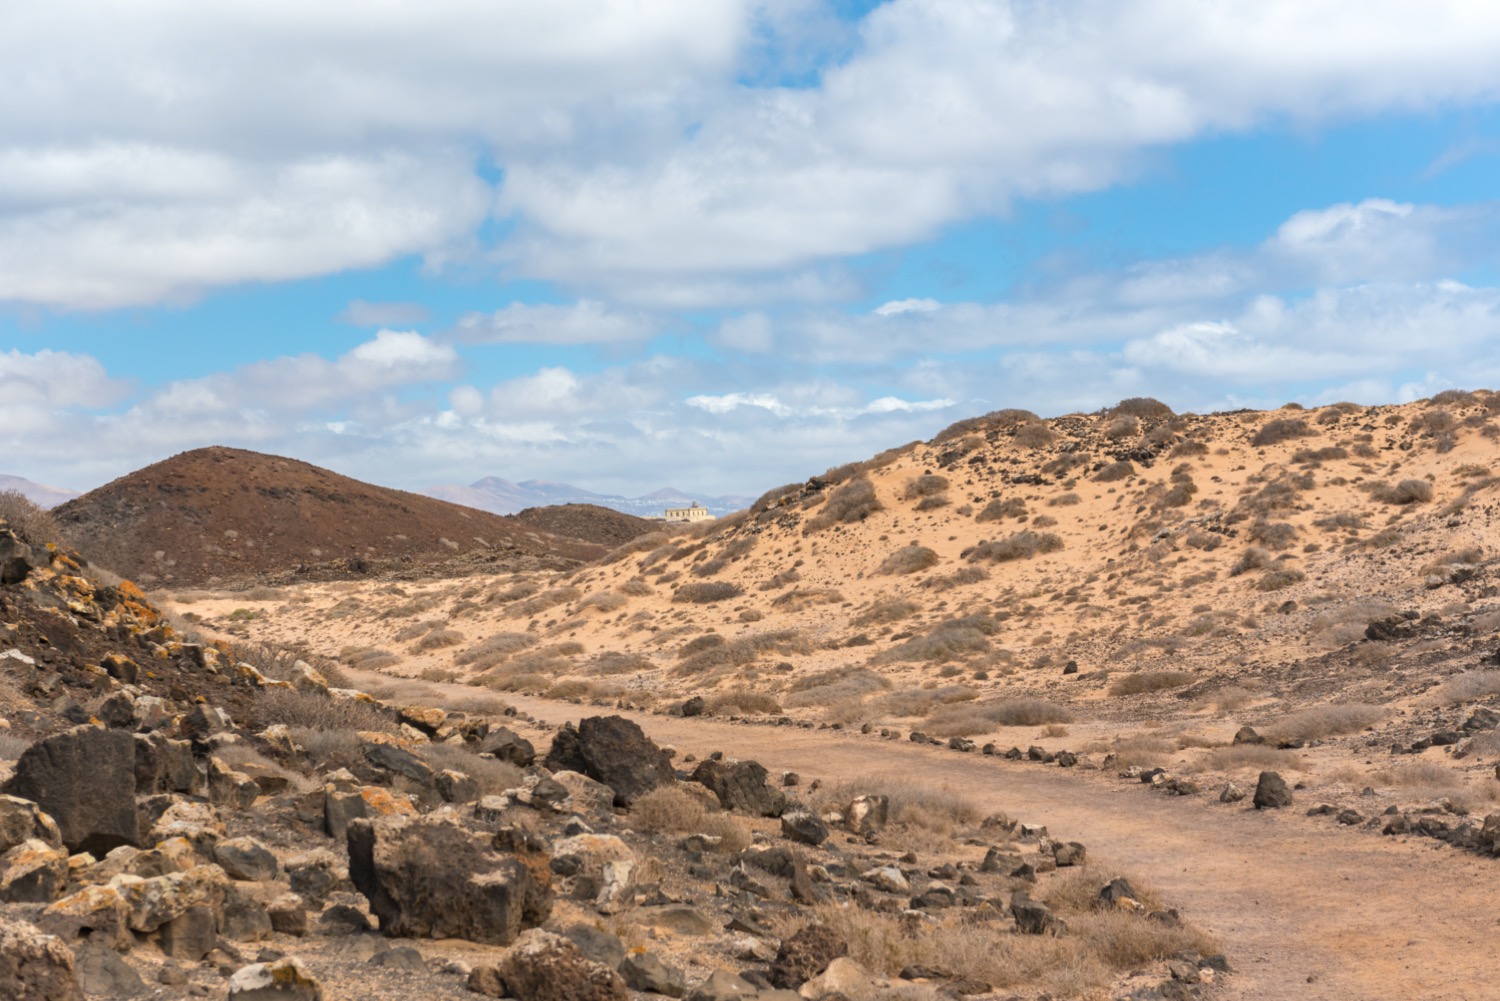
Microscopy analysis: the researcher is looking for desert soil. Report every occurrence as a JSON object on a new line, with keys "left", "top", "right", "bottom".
{"left": 346, "top": 668, "right": 1495, "bottom": 1001}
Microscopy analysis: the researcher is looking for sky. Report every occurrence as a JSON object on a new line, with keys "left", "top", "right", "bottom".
{"left": 4, "top": 1, "right": 1500, "bottom": 499}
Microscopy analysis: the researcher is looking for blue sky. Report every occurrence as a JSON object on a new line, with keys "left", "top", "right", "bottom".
{"left": 3, "top": 1, "right": 1500, "bottom": 497}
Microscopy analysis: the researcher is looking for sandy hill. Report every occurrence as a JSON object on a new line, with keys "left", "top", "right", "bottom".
{"left": 209, "top": 391, "right": 1500, "bottom": 746}
{"left": 52, "top": 446, "right": 642, "bottom": 588}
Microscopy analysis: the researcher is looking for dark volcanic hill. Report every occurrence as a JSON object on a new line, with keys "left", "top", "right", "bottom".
{"left": 510, "top": 503, "right": 658, "bottom": 548}
{"left": 53, "top": 447, "right": 640, "bottom": 588}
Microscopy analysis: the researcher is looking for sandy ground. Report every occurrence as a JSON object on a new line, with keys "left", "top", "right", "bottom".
{"left": 337, "top": 665, "right": 1499, "bottom": 1001}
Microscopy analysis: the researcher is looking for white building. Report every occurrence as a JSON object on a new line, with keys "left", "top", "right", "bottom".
{"left": 664, "top": 502, "right": 714, "bottom": 524}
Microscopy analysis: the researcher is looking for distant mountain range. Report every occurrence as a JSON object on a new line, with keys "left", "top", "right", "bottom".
{"left": 0, "top": 474, "right": 79, "bottom": 509}
{"left": 424, "top": 477, "right": 752, "bottom": 518}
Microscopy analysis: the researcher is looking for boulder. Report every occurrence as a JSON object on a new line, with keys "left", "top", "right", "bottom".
{"left": 780, "top": 810, "right": 829, "bottom": 846}
{"left": 436, "top": 769, "right": 480, "bottom": 804}
{"left": 621, "top": 951, "right": 687, "bottom": 997}
{"left": 799, "top": 957, "right": 871, "bottom": 1001}
{"left": 0, "top": 794, "right": 63, "bottom": 854}
{"left": 346, "top": 814, "right": 549, "bottom": 944}
{"left": 690, "top": 759, "right": 787, "bottom": 817}
{"left": 1253, "top": 771, "right": 1293, "bottom": 810}
{"left": 845, "top": 795, "right": 888, "bottom": 835}
{"left": 550, "top": 771, "right": 615, "bottom": 822}
{"left": 681, "top": 696, "right": 706, "bottom": 717}
{"left": 37, "top": 885, "right": 133, "bottom": 952}
{"left": 686, "top": 969, "right": 763, "bottom": 1001}
{"left": 0, "top": 916, "right": 82, "bottom": 1001}
{"left": 2, "top": 726, "right": 139, "bottom": 855}
{"left": 179, "top": 705, "right": 233, "bottom": 742}
{"left": 207, "top": 758, "right": 260, "bottom": 810}
{"left": 0, "top": 838, "right": 68, "bottom": 902}
{"left": 226, "top": 957, "right": 323, "bottom": 1000}
{"left": 71, "top": 940, "right": 146, "bottom": 998}
{"left": 498, "top": 928, "right": 628, "bottom": 1001}
{"left": 215, "top": 837, "right": 279, "bottom": 882}
{"left": 545, "top": 717, "right": 674, "bottom": 807}
{"left": 1231, "top": 726, "right": 1264, "bottom": 746}
{"left": 478, "top": 727, "right": 536, "bottom": 767}
{"left": 1052, "top": 841, "right": 1086, "bottom": 867}
{"left": 133, "top": 734, "right": 199, "bottom": 795}
{"left": 363, "top": 741, "right": 436, "bottom": 786}
{"left": 1009, "top": 892, "right": 1063, "bottom": 935}
{"left": 770, "top": 924, "right": 847, "bottom": 989}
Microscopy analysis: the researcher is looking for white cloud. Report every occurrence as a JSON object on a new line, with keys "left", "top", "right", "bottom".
{"left": 451, "top": 300, "right": 654, "bottom": 345}
{"left": 7, "top": 2, "right": 1500, "bottom": 308}
{"left": 874, "top": 298, "right": 941, "bottom": 316}
{"left": 686, "top": 392, "right": 792, "bottom": 417}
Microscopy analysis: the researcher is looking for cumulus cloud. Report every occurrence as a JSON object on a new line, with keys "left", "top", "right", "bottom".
{"left": 7, "top": 2, "right": 1500, "bottom": 308}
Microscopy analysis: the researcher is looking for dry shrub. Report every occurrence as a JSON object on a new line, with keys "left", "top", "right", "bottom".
{"left": 1248, "top": 520, "right": 1298, "bottom": 550}
{"left": 630, "top": 786, "right": 750, "bottom": 852}
{"left": 1257, "top": 568, "right": 1305, "bottom": 592}
{"left": 874, "top": 616, "right": 997, "bottom": 664}
{"left": 1013, "top": 423, "right": 1057, "bottom": 448}
{"left": 853, "top": 599, "right": 919, "bottom": 625}
{"left": 584, "top": 651, "right": 654, "bottom": 675}
{"left": 673, "top": 581, "right": 743, "bottom": 604}
{"left": 875, "top": 545, "right": 940, "bottom": 576}
{"left": 904, "top": 474, "right": 950, "bottom": 500}
{"left": 1196, "top": 745, "right": 1305, "bottom": 773}
{"left": 1228, "top": 545, "right": 1272, "bottom": 576}
{"left": 1104, "top": 415, "right": 1140, "bottom": 439}
{"left": 1261, "top": 703, "right": 1383, "bottom": 742}
{"left": 963, "top": 531, "right": 1063, "bottom": 564}
{"left": 411, "top": 628, "right": 464, "bottom": 652}
{"left": 342, "top": 647, "right": 401, "bottom": 672}
{"left": 1094, "top": 460, "right": 1136, "bottom": 482}
{"left": 915, "top": 495, "right": 949, "bottom": 512}
{"left": 1047, "top": 493, "right": 1081, "bottom": 507}
{"left": 1111, "top": 397, "right": 1174, "bottom": 419}
{"left": 578, "top": 592, "right": 628, "bottom": 612}
{"left": 1370, "top": 478, "right": 1434, "bottom": 505}
{"left": 419, "top": 742, "right": 524, "bottom": 795}
{"left": 618, "top": 579, "right": 653, "bottom": 597}
{"left": 804, "top": 477, "right": 882, "bottom": 534}
{"left": 1252, "top": 418, "right": 1313, "bottom": 447}
{"left": 770, "top": 587, "right": 845, "bottom": 610}
{"left": 455, "top": 632, "right": 535, "bottom": 669}
{"left": 924, "top": 567, "right": 990, "bottom": 591}
{"left": 255, "top": 688, "right": 395, "bottom": 734}
{"left": 673, "top": 629, "right": 810, "bottom": 676}
{"left": 870, "top": 685, "right": 979, "bottom": 718}
{"left": 507, "top": 586, "right": 582, "bottom": 618}
{"left": 1430, "top": 389, "right": 1477, "bottom": 408}
{"left": 784, "top": 667, "right": 890, "bottom": 711}
{"left": 704, "top": 689, "right": 782, "bottom": 716}
{"left": 1434, "top": 671, "right": 1500, "bottom": 704}
{"left": 752, "top": 482, "right": 804, "bottom": 514}
{"left": 923, "top": 698, "right": 1073, "bottom": 736}
{"left": 0, "top": 490, "right": 66, "bottom": 547}
{"left": 1108, "top": 671, "right": 1195, "bottom": 696}
{"left": 601, "top": 531, "right": 674, "bottom": 565}
{"left": 975, "top": 497, "right": 1027, "bottom": 522}
{"left": 812, "top": 777, "right": 982, "bottom": 837}
{"left": 1314, "top": 512, "right": 1365, "bottom": 532}
{"left": 1420, "top": 547, "right": 1484, "bottom": 575}
{"left": 1170, "top": 439, "right": 1209, "bottom": 457}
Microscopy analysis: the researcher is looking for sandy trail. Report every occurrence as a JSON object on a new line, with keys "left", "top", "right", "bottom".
{"left": 355, "top": 673, "right": 1497, "bottom": 1001}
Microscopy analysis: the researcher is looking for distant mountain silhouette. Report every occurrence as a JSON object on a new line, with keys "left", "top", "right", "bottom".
{"left": 424, "top": 477, "right": 751, "bottom": 518}
{"left": 0, "top": 474, "right": 79, "bottom": 509}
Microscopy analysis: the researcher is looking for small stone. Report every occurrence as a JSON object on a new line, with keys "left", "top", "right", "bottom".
{"left": 620, "top": 951, "right": 687, "bottom": 997}
{"left": 226, "top": 957, "right": 323, "bottom": 1000}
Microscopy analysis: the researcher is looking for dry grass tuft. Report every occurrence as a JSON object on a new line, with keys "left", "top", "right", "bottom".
{"left": 1434, "top": 671, "right": 1500, "bottom": 704}
{"left": 963, "top": 531, "right": 1063, "bottom": 564}
{"left": 630, "top": 786, "right": 751, "bottom": 852}
{"left": 923, "top": 698, "right": 1073, "bottom": 736}
{"left": 1261, "top": 703, "right": 1383, "bottom": 742}
{"left": 804, "top": 478, "right": 882, "bottom": 533}
{"left": 673, "top": 581, "right": 743, "bottom": 604}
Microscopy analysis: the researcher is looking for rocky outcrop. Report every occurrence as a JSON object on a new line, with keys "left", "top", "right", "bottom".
{"left": 347, "top": 814, "right": 548, "bottom": 945}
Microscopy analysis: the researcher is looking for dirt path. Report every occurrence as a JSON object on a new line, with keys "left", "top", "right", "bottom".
{"left": 361, "top": 675, "right": 1499, "bottom": 1001}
